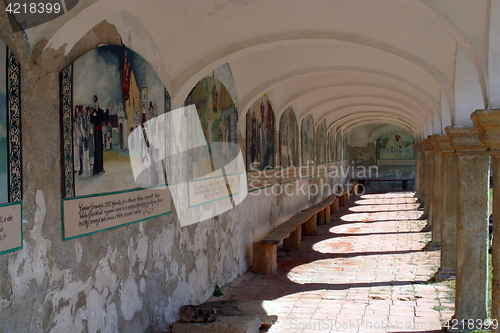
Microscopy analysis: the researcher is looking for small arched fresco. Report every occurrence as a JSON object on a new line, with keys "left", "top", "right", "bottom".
{"left": 328, "top": 128, "right": 336, "bottom": 163}
{"left": 246, "top": 96, "right": 275, "bottom": 171}
{"left": 376, "top": 131, "right": 415, "bottom": 166}
{"left": 185, "top": 76, "right": 238, "bottom": 180}
{"left": 279, "top": 107, "right": 299, "bottom": 168}
{"left": 0, "top": 37, "right": 23, "bottom": 255}
{"left": 301, "top": 115, "right": 315, "bottom": 165}
{"left": 316, "top": 120, "right": 327, "bottom": 165}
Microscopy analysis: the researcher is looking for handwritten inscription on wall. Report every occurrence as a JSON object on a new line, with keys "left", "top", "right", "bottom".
{"left": 0, "top": 202, "right": 22, "bottom": 254}
{"left": 62, "top": 188, "right": 172, "bottom": 240}
{"left": 189, "top": 174, "right": 239, "bottom": 207}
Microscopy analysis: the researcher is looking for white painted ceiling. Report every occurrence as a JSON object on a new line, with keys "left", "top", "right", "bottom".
{"left": 28, "top": 0, "right": 494, "bottom": 139}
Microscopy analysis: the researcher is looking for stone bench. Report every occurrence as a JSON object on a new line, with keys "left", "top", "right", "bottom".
{"left": 252, "top": 182, "right": 357, "bottom": 274}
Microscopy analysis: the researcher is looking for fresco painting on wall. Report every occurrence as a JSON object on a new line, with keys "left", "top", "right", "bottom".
{"left": 0, "top": 39, "right": 7, "bottom": 204}
{"left": 328, "top": 128, "right": 335, "bottom": 162}
{"left": 279, "top": 107, "right": 299, "bottom": 168}
{"left": 316, "top": 120, "right": 326, "bottom": 164}
{"left": 60, "top": 45, "right": 173, "bottom": 240}
{"left": 67, "top": 45, "right": 169, "bottom": 197}
{"left": 377, "top": 132, "right": 415, "bottom": 160}
{"left": 301, "top": 115, "right": 315, "bottom": 165}
{"left": 343, "top": 134, "right": 349, "bottom": 161}
{"left": 336, "top": 130, "right": 343, "bottom": 161}
{"left": 246, "top": 96, "right": 275, "bottom": 171}
{"left": 186, "top": 77, "right": 238, "bottom": 181}
{"left": 202, "top": 63, "right": 239, "bottom": 108}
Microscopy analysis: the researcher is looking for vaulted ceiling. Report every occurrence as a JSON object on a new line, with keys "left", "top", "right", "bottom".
{"left": 26, "top": 0, "right": 496, "bottom": 140}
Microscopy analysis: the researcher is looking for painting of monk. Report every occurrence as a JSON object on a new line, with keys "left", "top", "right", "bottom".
{"left": 279, "top": 108, "right": 299, "bottom": 168}
{"left": 328, "top": 128, "right": 335, "bottom": 162}
{"left": 186, "top": 77, "right": 237, "bottom": 180}
{"left": 246, "top": 96, "right": 275, "bottom": 170}
{"left": 316, "top": 120, "right": 326, "bottom": 164}
{"left": 301, "top": 115, "right": 315, "bottom": 165}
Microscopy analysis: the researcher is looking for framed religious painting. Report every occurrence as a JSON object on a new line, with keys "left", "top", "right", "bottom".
{"left": 246, "top": 95, "right": 277, "bottom": 191}
{"left": 60, "top": 45, "right": 172, "bottom": 240}
{"left": 376, "top": 132, "right": 415, "bottom": 166}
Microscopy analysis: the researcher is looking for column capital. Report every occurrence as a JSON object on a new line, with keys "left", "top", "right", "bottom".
{"left": 471, "top": 108, "right": 500, "bottom": 151}
{"left": 427, "top": 135, "right": 440, "bottom": 151}
{"left": 421, "top": 139, "right": 431, "bottom": 150}
{"left": 414, "top": 142, "right": 423, "bottom": 151}
{"left": 445, "top": 126, "right": 487, "bottom": 153}
{"left": 434, "top": 134, "right": 454, "bottom": 153}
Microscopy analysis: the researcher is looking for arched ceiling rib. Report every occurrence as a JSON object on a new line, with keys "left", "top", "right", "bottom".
{"left": 171, "top": 34, "right": 454, "bottom": 110}
{"left": 276, "top": 82, "right": 436, "bottom": 121}
{"left": 321, "top": 105, "right": 425, "bottom": 133}
{"left": 235, "top": 65, "right": 441, "bottom": 133}
{"left": 340, "top": 117, "right": 418, "bottom": 136}
{"left": 295, "top": 93, "right": 429, "bottom": 125}
{"left": 346, "top": 121, "right": 418, "bottom": 138}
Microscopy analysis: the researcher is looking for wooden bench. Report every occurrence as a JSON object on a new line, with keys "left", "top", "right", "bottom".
{"left": 252, "top": 182, "right": 358, "bottom": 274}
{"left": 337, "top": 181, "right": 358, "bottom": 206}
{"left": 252, "top": 194, "right": 337, "bottom": 274}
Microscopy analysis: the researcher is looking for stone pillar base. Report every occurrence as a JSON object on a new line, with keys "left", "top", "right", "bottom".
{"left": 420, "top": 222, "right": 431, "bottom": 232}
{"left": 424, "top": 241, "right": 441, "bottom": 250}
{"left": 434, "top": 268, "right": 456, "bottom": 281}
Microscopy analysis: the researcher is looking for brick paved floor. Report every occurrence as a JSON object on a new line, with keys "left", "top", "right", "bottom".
{"left": 207, "top": 191, "right": 455, "bottom": 332}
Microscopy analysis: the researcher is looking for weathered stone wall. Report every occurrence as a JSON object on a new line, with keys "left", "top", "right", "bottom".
{"left": 0, "top": 11, "right": 347, "bottom": 332}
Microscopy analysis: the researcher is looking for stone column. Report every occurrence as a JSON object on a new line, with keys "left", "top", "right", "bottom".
{"left": 422, "top": 139, "right": 433, "bottom": 228}
{"left": 420, "top": 142, "right": 426, "bottom": 203}
{"left": 446, "top": 126, "right": 489, "bottom": 326}
{"left": 434, "top": 135, "right": 457, "bottom": 280}
{"left": 427, "top": 136, "right": 442, "bottom": 249}
{"left": 416, "top": 141, "right": 426, "bottom": 207}
{"left": 414, "top": 142, "right": 421, "bottom": 199}
{"left": 471, "top": 109, "right": 500, "bottom": 330}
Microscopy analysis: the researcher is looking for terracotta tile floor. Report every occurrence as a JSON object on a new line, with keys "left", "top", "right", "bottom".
{"left": 207, "top": 191, "right": 455, "bottom": 332}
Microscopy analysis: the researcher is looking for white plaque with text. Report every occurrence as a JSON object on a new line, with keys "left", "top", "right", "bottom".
{"left": 0, "top": 202, "right": 23, "bottom": 255}
{"left": 188, "top": 174, "right": 239, "bottom": 208}
{"left": 62, "top": 188, "right": 172, "bottom": 240}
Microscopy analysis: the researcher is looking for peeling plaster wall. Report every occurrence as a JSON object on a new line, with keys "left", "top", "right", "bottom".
{"left": 0, "top": 12, "right": 346, "bottom": 332}
{"left": 348, "top": 125, "right": 415, "bottom": 190}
